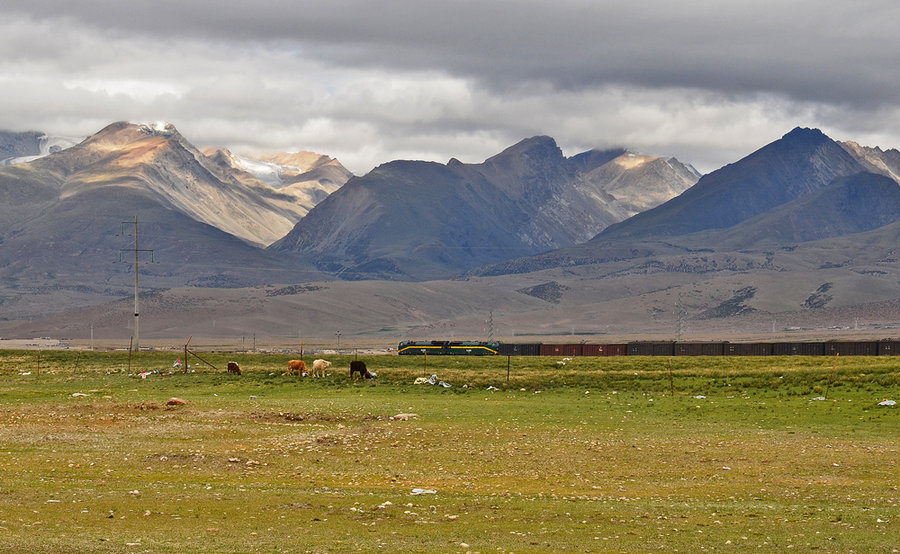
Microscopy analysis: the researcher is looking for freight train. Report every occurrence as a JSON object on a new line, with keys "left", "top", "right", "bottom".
{"left": 398, "top": 340, "right": 900, "bottom": 356}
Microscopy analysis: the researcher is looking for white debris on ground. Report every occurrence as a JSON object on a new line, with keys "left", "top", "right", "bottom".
{"left": 390, "top": 413, "right": 419, "bottom": 421}
{"left": 410, "top": 488, "right": 437, "bottom": 495}
{"left": 413, "top": 374, "right": 451, "bottom": 386}
{"left": 878, "top": 399, "right": 896, "bottom": 406}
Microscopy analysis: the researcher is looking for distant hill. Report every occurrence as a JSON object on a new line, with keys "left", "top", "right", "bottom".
{"left": 475, "top": 127, "right": 900, "bottom": 276}
{"left": 270, "top": 136, "right": 699, "bottom": 280}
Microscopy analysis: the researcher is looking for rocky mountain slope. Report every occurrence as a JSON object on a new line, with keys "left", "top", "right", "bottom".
{"left": 476, "top": 127, "right": 900, "bottom": 276}
{"left": 270, "top": 136, "right": 699, "bottom": 280}
{"left": 201, "top": 147, "right": 351, "bottom": 216}
{"left": 0, "top": 122, "right": 352, "bottom": 247}
{"left": 0, "top": 122, "right": 343, "bottom": 320}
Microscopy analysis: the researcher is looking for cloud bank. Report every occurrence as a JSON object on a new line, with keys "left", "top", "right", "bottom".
{"left": 3, "top": 1, "right": 900, "bottom": 174}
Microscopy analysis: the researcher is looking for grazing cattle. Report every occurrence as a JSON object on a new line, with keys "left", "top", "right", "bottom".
{"left": 227, "top": 361, "right": 241, "bottom": 375}
{"left": 311, "top": 358, "right": 331, "bottom": 377}
{"left": 350, "top": 360, "right": 374, "bottom": 380}
{"left": 287, "top": 359, "right": 307, "bottom": 376}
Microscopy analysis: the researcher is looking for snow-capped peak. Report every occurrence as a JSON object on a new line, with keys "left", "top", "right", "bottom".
{"left": 138, "top": 121, "right": 176, "bottom": 136}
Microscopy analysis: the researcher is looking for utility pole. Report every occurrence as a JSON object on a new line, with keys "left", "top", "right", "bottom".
{"left": 120, "top": 215, "right": 153, "bottom": 350}
{"left": 133, "top": 215, "right": 140, "bottom": 350}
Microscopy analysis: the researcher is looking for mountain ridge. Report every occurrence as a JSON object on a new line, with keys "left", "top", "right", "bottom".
{"left": 270, "top": 135, "right": 699, "bottom": 280}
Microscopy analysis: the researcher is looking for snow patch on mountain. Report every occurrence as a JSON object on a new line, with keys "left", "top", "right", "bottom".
{"left": 230, "top": 154, "right": 284, "bottom": 187}
{"left": 1, "top": 134, "right": 81, "bottom": 166}
{"left": 138, "top": 121, "right": 177, "bottom": 136}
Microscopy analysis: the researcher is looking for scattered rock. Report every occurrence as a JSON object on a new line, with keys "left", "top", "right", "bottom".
{"left": 166, "top": 397, "right": 186, "bottom": 406}
{"left": 390, "top": 413, "right": 419, "bottom": 421}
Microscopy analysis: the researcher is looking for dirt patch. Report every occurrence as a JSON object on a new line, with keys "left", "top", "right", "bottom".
{"left": 110, "top": 402, "right": 164, "bottom": 412}
{"left": 274, "top": 502, "right": 314, "bottom": 510}
{"left": 251, "top": 411, "right": 384, "bottom": 424}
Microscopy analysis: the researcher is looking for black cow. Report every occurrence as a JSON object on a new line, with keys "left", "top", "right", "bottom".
{"left": 350, "top": 360, "right": 374, "bottom": 379}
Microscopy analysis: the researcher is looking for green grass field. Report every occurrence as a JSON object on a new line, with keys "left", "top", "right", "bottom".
{"left": 0, "top": 350, "right": 897, "bottom": 552}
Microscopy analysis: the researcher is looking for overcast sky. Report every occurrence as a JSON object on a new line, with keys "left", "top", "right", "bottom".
{"left": 3, "top": 0, "right": 900, "bottom": 174}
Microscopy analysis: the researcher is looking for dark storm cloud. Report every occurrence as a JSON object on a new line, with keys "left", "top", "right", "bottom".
{"left": 12, "top": 0, "right": 900, "bottom": 105}
{"left": 3, "top": 1, "right": 900, "bottom": 173}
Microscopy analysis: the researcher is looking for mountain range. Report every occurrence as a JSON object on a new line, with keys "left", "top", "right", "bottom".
{"left": 3, "top": 123, "right": 900, "bottom": 343}
{"left": 476, "top": 127, "right": 900, "bottom": 275}
{"left": 270, "top": 136, "right": 698, "bottom": 280}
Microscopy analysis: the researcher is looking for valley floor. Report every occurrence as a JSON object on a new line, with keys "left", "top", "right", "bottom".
{"left": 0, "top": 352, "right": 897, "bottom": 552}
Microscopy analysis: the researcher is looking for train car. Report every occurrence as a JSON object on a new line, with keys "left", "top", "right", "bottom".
{"left": 853, "top": 342, "right": 879, "bottom": 356}
{"left": 581, "top": 344, "right": 627, "bottom": 357}
{"left": 540, "top": 343, "right": 583, "bottom": 357}
{"left": 878, "top": 341, "right": 900, "bottom": 356}
{"left": 627, "top": 342, "right": 675, "bottom": 356}
{"left": 724, "top": 343, "right": 773, "bottom": 356}
{"left": 771, "top": 342, "right": 825, "bottom": 356}
{"left": 823, "top": 341, "right": 879, "bottom": 356}
{"left": 397, "top": 340, "right": 500, "bottom": 356}
{"left": 498, "top": 342, "right": 541, "bottom": 356}
{"left": 675, "top": 342, "right": 724, "bottom": 356}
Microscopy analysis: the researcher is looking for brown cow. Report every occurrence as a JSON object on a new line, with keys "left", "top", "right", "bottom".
{"left": 287, "top": 359, "right": 307, "bottom": 376}
{"left": 227, "top": 361, "right": 242, "bottom": 375}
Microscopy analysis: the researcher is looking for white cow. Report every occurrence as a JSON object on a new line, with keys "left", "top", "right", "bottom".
{"left": 311, "top": 358, "right": 331, "bottom": 377}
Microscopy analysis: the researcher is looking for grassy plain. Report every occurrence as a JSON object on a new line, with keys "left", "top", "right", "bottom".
{"left": 0, "top": 350, "right": 897, "bottom": 553}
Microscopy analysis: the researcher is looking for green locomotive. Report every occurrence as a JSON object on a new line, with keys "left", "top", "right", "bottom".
{"left": 398, "top": 340, "right": 500, "bottom": 356}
